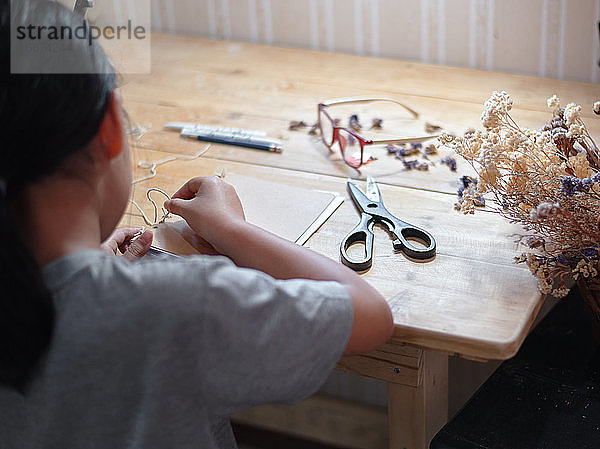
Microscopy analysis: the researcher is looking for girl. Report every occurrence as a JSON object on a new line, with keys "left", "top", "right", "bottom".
{"left": 0, "top": 1, "right": 393, "bottom": 448}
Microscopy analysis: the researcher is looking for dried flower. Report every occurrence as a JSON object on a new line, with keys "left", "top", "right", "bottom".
{"left": 526, "top": 236, "right": 545, "bottom": 249}
{"left": 567, "top": 123, "right": 585, "bottom": 138}
{"left": 547, "top": 94, "right": 560, "bottom": 110}
{"left": 402, "top": 158, "right": 429, "bottom": 171}
{"left": 423, "top": 144, "right": 438, "bottom": 155}
{"left": 441, "top": 156, "right": 457, "bottom": 171}
{"left": 563, "top": 103, "right": 582, "bottom": 126}
{"left": 551, "top": 287, "right": 570, "bottom": 298}
{"left": 582, "top": 247, "right": 598, "bottom": 259}
{"left": 455, "top": 194, "right": 476, "bottom": 214}
{"left": 529, "top": 202, "right": 560, "bottom": 220}
{"left": 455, "top": 176, "right": 485, "bottom": 211}
{"left": 525, "top": 254, "right": 542, "bottom": 273}
{"left": 573, "top": 259, "right": 598, "bottom": 279}
{"left": 370, "top": 118, "right": 384, "bottom": 129}
{"left": 537, "top": 271, "right": 553, "bottom": 294}
{"left": 289, "top": 120, "right": 308, "bottom": 130}
{"left": 439, "top": 132, "right": 456, "bottom": 144}
{"left": 445, "top": 91, "right": 600, "bottom": 299}
{"left": 348, "top": 114, "right": 361, "bottom": 131}
{"left": 425, "top": 122, "right": 442, "bottom": 133}
{"left": 594, "top": 101, "right": 600, "bottom": 115}
{"left": 514, "top": 254, "right": 527, "bottom": 263}
{"left": 560, "top": 176, "right": 583, "bottom": 196}
{"left": 480, "top": 90, "right": 513, "bottom": 129}
{"left": 556, "top": 253, "right": 568, "bottom": 265}
{"left": 460, "top": 175, "right": 477, "bottom": 188}
{"left": 386, "top": 144, "right": 419, "bottom": 157}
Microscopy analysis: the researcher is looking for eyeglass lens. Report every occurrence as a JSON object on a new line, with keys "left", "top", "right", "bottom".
{"left": 319, "top": 108, "right": 335, "bottom": 147}
{"left": 337, "top": 128, "right": 362, "bottom": 168}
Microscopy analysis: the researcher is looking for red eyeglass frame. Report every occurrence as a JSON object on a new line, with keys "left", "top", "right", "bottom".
{"left": 317, "top": 97, "right": 437, "bottom": 169}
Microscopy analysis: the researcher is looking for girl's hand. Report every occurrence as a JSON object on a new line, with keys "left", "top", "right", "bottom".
{"left": 100, "top": 227, "right": 153, "bottom": 261}
{"left": 164, "top": 177, "right": 245, "bottom": 251}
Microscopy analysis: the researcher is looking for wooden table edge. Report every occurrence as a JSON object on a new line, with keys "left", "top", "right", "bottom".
{"left": 389, "top": 291, "right": 546, "bottom": 361}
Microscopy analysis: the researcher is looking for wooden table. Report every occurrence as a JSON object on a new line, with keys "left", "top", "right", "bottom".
{"left": 120, "top": 34, "right": 600, "bottom": 449}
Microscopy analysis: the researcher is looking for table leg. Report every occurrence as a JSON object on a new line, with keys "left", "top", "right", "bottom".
{"left": 388, "top": 351, "right": 448, "bottom": 449}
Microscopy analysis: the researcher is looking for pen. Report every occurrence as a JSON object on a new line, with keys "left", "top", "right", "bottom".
{"left": 164, "top": 122, "right": 267, "bottom": 138}
{"left": 181, "top": 129, "right": 283, "bottom": 153}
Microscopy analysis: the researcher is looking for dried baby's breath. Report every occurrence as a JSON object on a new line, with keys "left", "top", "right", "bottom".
{"left": 444, "top": 91, "right": 600, "bottom": 298}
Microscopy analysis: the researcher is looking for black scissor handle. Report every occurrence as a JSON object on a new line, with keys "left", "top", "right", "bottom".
{"left": 340, "top": 214, "right": 374, "bottom": 271}
{"left": 390, "top": 217, "right": 436, "bottom": 260}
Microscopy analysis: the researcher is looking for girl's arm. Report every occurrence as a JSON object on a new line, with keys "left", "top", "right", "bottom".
{"left": 164, "top": 177, "right": 393, "bottom": 355}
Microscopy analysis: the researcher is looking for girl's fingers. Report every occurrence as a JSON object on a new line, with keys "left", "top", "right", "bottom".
{"left": 170, "top": 177, "right": 207, "bottom": 200}
{"left": 123, "top": 230, "right": 153, "bottom": 261}
{"left": 113, "top": 227, "right": 144, "bottom": 252}
{"left": 100, "top": 227, "right": 145, "bottom": 255}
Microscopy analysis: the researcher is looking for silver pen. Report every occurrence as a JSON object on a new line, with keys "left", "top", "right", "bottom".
{"left": 180, "top": 129, "right": 283, "bottom": 153}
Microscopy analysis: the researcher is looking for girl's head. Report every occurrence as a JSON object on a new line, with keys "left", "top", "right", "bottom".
{"left": 0, "top": 0, "right": 128, "bottom": 389}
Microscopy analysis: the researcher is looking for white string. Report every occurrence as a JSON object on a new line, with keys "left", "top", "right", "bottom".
{"left": 131, "top": 144, "right": 211, "bottom": 184}
{"left": 132, "top": 188, "right": 171, "bottom": 226}
{"left": 126, "top": 123, "right": 152, "bottom": 142}
{"left": 129, "top": 144, "right": 211, "bottom": 226}
{"left": 129, "top": 188, "right": 171, "bottom": 226}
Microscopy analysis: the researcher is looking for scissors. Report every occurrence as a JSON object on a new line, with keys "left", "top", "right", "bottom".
{"left": 340, "top": 177, "right": 436, "bottom": 271}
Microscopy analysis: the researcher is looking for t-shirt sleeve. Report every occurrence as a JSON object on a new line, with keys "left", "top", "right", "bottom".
{"left": 136, "top": 254, "right": 354, "bottom": 416}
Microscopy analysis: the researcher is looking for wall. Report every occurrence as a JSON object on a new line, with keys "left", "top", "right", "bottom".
{"left": 149, "top": 0, "right": 600, "bottom": 83}
{"left": 62, "top": 0, "right": 599, "bottom": 81}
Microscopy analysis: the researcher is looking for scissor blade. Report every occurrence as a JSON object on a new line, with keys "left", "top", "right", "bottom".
{"left": 365, "top": 177, "right": 381, "bottom": 203}
{"left": 347, "top": 178, "right": 377, "bottom": 213}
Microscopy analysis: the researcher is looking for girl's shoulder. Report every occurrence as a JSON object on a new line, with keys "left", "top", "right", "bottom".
{"left": 42, "top": 249, "right": 229, "bottom": 303}
{"left": 42, "top": 249, "right": 351, "bottom": 342}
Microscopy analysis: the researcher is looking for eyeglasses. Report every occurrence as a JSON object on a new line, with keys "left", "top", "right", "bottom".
{"left": 317, "top": 97, "right": 435, "bottom": 169}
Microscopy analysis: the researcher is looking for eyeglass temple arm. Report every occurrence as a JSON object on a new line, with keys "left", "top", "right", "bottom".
{"left": 320, "top": 97, "right": 419, "bottom": 119}
{"left": 370, "top": 135, "right": 439, "bottom": 145}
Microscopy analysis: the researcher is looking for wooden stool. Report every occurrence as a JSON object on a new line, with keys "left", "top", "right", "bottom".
{"left": 430, "top": 289, "right": 600, "bottom": 449}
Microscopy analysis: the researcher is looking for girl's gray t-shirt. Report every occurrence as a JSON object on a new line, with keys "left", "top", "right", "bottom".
{"left": 0, "top": 250, "right": 353, "bottom": 449}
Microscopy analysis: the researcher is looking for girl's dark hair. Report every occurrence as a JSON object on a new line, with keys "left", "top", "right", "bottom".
{"left": 0, "top": 0, "right": 116, "bottom": 390}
